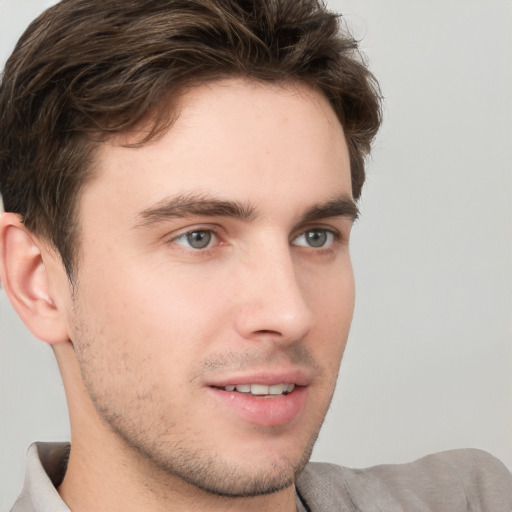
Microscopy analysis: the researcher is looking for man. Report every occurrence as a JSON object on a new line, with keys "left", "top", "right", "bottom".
{"left": 0, "top": 0, "right": 510, "bottom": 511}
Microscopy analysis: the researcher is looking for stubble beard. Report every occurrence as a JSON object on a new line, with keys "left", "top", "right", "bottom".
{"left": 116, "top": 422, "right": 320, "bottom": 498}
{"left": 76, "top": 354, "right": 328, "bottom": 498}
{"left": 82, "top": 377, "right": 323, "bottom": 498}
{"left": 71, "top": 304, "right": 333, "bottom": 499}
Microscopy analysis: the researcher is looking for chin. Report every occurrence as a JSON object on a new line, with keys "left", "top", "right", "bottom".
{"left": 165, "top": 450, "right": 312, "bottom": 498}
{"left": 127, "top": 427, "right": 318, "bottom": 498}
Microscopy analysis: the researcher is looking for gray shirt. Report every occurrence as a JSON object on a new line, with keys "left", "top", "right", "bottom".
{"left": 10, "top": 443, "right": 512, "bottom": 511}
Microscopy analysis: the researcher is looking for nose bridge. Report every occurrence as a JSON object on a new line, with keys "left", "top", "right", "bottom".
{"left": 233, "top": 236, "right": 313, "bottom": 342}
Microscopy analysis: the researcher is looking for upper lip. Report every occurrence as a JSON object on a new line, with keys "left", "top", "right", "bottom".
{"left": 205, "top": 368, "right": 311, "bottom": 388}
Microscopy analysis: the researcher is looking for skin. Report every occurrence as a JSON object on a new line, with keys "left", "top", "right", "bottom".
{"left": 1, "top": 78, "right": 356, "bottom": 512}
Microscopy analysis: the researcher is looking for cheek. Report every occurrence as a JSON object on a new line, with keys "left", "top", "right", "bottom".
{"left": 304, "top": 255, "right": 355, "bottom": 321}
{"left": 303, "top": 259, "right": 355, "bottom": 362}
{"left": 74, "top": 260, "right": 231, "bottom": 365}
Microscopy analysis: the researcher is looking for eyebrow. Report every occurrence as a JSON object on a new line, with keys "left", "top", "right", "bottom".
{"left": 133, "top": 192, "right": 358, "bottom": 229}
{"left": 134, "top": 193, "right": 257, "bottom": 228}
{"left": 299, "top": 196, "right": 359, "bottom": 224}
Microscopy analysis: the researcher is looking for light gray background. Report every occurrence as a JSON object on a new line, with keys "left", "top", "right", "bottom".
{"left": 1, "top": 0, "right": 511, "bottom": 509}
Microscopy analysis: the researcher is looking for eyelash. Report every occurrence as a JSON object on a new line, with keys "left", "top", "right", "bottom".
{"left": 172, "top": 228, "right": 222, "bottom": 251}
{"left": 170, "top": 226, "right": 341, "bottom": 252}
{"left": 291, "top": 228, "right": 340, "bottom": 249}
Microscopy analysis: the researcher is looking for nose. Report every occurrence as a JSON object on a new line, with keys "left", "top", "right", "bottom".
{"left": 232, "top": 243, "right": 314, "bottom": 344}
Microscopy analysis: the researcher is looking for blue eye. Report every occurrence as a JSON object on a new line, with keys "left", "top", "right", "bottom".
{"left": 174, "top": 230, "right": 215, "bottom": 249}
{"left": 292, "top": 229, "right": 336, "bottom": 248}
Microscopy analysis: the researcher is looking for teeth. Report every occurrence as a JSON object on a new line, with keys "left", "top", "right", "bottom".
{"left": 222, "top": 383, "right": 296, "bottom": 395}
{"left": 250, "top": 384, "right": 269, "bottom": 395}
{"left": 268, "top": 384, "right": 284, "bottom": 395}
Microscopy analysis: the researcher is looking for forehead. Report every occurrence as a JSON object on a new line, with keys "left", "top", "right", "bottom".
{"left": 81, "top": 78, "right": 351, "bottom": 222}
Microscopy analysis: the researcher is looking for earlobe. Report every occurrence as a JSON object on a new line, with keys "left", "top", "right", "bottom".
{"left": 0, "top": 212, "right": 70, "bottom": 344}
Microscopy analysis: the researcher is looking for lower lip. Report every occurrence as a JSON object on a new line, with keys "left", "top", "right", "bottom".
{"left": 206, "top": 386, "right": 308, "bottom": 427}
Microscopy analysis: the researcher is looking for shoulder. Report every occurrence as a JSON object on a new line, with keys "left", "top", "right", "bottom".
{"left": 10, "top": 443, "right": 71, "bottom": 512}
{"left": 296, "top": 449, "right": 512, "bottom": 512}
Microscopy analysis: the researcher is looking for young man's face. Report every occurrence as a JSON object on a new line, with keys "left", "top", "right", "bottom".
{"left": 62, "top": 79, "right": 355, "bottom": 496}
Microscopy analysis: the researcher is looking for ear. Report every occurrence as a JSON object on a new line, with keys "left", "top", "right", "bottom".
{"left": 0, "top": 212, "right": 70, "bottom": 344}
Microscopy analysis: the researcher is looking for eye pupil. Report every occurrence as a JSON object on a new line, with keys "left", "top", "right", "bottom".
{"left": 306, "top": 230, "right": 327, "bottom": 247}
{"left": 186, "top": 231, "right": 212, "bottom": 249}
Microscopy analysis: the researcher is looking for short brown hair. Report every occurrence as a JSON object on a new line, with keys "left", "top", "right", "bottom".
{"left": 0, "top": 0, "right": 381, "bottom": 278}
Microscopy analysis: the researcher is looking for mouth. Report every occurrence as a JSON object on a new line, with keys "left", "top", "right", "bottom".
{"left": 206, "top": 373, "right": 308, "bottom": 426}
{"left": 211, "top": 383, "right": 296, "bottom": 396}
